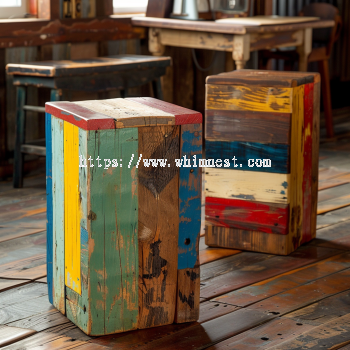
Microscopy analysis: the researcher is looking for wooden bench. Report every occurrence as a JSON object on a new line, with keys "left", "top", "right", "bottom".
{"left": 6, "top": 54, "right": 171, "bottom": 187}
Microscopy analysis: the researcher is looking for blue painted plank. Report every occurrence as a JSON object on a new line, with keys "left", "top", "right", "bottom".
{"left": 45, "top": 112, "right": 53, "bottom": 305}
{"left": 178, "top": 124, "right": 202, "bottom": 270}
{"left": 205, "top": 140, "right": 289, "bottom": 174}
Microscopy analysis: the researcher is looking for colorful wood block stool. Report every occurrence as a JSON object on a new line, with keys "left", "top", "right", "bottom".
{"left": 46, "top": 97, "right": 202, "bottom": 335}
{"left": 7, "top": 54, "right": 171, "bottom": 188}
{"left": 204, "top": 70, "right": 320, "bottom": 255}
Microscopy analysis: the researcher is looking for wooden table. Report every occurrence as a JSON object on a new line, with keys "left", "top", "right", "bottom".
{"left": 131, "top": 17, "right": 335, "bottom": 71}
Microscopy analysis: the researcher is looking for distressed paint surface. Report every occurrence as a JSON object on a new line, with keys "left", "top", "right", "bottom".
{"left": 46, "top": 112, "right": 53, "bottom": 305}
{"left": 301, "top": 83, "right": 314, "bottom": 244}
{"left": 206, "top": 197, "right": 289, "bottom": 235}
{"left": 178, "top": 124, "right": 202, "bottom": 269}
{"left": 206, "top": 84, "right": 293, "bottom": 113}
{"left": 289, "top": 85, "right": 305, "bottom": 250}
{"left": 52, "top": 116, "right": 65, "bottom": 313}
{"left": 64, "top": 121, "right": 81, "bottom": 295}
{"left": 205, "top": 140, "right": 290, "bottom": 173}
{"left": 138, "top": 126, "right": 179, "bottom": 329}
{"left": 205, "top": 168, "right": 290, "bottom": 204}
{"left": 88, "top": 128, "right": 139, "bottom": 335}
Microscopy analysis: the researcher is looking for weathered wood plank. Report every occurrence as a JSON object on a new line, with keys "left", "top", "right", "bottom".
{"left": 206, "top": 84, "right": 293, "bottom": 113}
{"left": 213, "top": 252, "right": 350, "bottom": 307}
{"left": 0, "top": 325, "right": 36, "bottom": 348}
{"left": 0, "top": 227, "right": 45, "bottom": 244}
{"left": 200, "top": 245, "right": 340, "bottom": 300}
{"left": 205, "top": 168, "right": 289, "bottom": 204}
{"left": 126, "top": 97, "right": 202, "bottom": 125}
{"left": 178, "top": 124, "right": 202, "bottom": 270}
{"left": 284, "top": 290, "right": 350, "bottom": 326}
{"left": 301, "top": 83, "right": 314, "bottom": 244}
{"left": 64, "top": 121, "right": 81, "bottom": 295}
{"left": 137, "top": 125, "right": 179, "bottom": 329}
{"left": 103, "top": 128, "right": 139, "bottom": 334}
{"left": 288, "top": 85, "right": 304, "bottom": 251}
{"left": 46, "top": 112, "right": 53, "bottom": 305}
{"left": 206, "top": 317, "right": 315, "bottom": 350}
{"left": 205, "top": 140, "right": 290, "bottom": 173}
{"left": 175, "top": 123, "right": 202, "bottom": 323}
{"left": 52, "top": 116, "right": 65, "bottom": 314}
{"left": 268, "top": 313, "right": 350, "bottom": 350}
{"left": 205, "top": 110, "right": 291, "bottom": 144}
{"left": 205, "top": 197, "right": 289, "bottom": 235}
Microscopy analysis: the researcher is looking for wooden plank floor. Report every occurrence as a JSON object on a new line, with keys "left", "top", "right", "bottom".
{"left": 1, "top": 136, "right": 350, "bottom": 349}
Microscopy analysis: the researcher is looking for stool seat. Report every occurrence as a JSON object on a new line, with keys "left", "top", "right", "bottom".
{"left": 7, "top": 55, "right": 170, "bottom": 77}
{"left": 7, "top": 54, "right": 171, "bottom": 188}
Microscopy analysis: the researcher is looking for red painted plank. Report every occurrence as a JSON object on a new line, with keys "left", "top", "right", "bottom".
{"left": 301, "top": 83, "right": 314, "bottom": 244}
{"left": 45, "top": 102, "right": 115, "bottom": 130}
{"left": 127, "top": 97, "right": 203, "bottom": 124}
{"left": 205, "top": 197, "right": 289, "bottom": 235}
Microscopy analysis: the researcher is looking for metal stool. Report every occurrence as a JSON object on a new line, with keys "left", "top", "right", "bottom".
{"left": 6, "top": 54, "right": 171, "bottom": 187}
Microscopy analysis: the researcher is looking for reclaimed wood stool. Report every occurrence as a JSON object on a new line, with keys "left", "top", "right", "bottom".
{"left": 45, "top": 97, "right": 202, "bottom": 335}
{"left": 6, "top": 54, "right": 171, "bottom": 188}
{"left": 204, "top": 69, "right": 320, "bottom": 255}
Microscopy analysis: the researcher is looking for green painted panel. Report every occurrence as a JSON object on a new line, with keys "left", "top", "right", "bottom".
{"left": 87, "top": 128, "right": 139, "bottom": 335}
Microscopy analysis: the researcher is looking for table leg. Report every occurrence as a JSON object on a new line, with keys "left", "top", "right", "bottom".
{"left": 233, "top": 34, "right": 250, "bottom": 70}
{"left": 149, "top": 28, "right": 165, "bottom": 56}
{"left": 297, "top": 28, "right": 312, "bottom": 72}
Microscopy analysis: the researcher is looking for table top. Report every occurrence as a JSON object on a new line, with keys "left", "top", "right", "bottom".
{"left": 131, "top": 16, "right": 335, "bottom": 35}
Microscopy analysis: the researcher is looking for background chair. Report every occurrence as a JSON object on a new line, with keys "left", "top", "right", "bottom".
{"left": 260, "top": 3, "right": 342, "bottom": 138}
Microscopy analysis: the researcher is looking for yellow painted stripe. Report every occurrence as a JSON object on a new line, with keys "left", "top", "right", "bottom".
{"left": 206, "top": 84, "right": 293, "bottom": 113}
{"left": 205, "top": 168, "right": 290, "bottom": 204}
{"left": 64, "top": 121, "right": 81, "bottom": 295}
{"left": 289, "top": 85, "right": 304, "bottom": 242}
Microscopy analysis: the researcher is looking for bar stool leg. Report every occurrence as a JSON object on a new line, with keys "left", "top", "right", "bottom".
{"left": 13, "top": 86, "right": 27, "bottom": 188}
{"left": 120, "top": 89, "right": 128, "bottom": 98}
{"left": 152, "top": 78, "right": 163, "bottom": 100}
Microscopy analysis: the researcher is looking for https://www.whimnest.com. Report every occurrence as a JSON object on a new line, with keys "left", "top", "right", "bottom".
{"left": 79, "top": 155, "right": 272, "bottom": 169}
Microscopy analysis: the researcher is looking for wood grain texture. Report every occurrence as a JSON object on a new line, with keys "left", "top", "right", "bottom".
{"left": 205, "top": 168, "right": 289, "bottom": 204}
{"left": 7, "top": 55, "right": 170, "bottom": 77}
{"left": 301, "top": 83, "right": 314, "bottom": 245}
{"left": 205, "top": 225, "right": 291, "bottom": 255}
{"left": 175, "top": 124, "right": 201, "bottom": 323}
{"left": 64, "top": 121, "right": 81, "bottom": 295}
{"left": 200, "top": 245, "right": 340, "bottom": 300}
{"left": 205, "top": 140, "right": 290, "bottom": 173}
{"left": 178, "top": 124, "right": 202, "bottom": 270}
{"left": 213, "top": 252, "right": 350, "bottom": 307}
{"left": 75, "top": 99, "right": 175, "bottom": 128}
{"left": 310, "top": 80, "right": 320, "bottom": 238}
{"left": 126, "top": 97, "right": 202, "bottom": 125}
{"left": 206, "top": 84, "right": 293, "bottom": 113}
{"left": 45, "top": 112, "right": 53, "bottom": 305}
{"left": 287, "top": 85, "right": 305, "bottom": 252}
{"left": 137, "top": 125, "right": 179, "bottom": 329}
{"left": 46, "top": 102, "right": 115, "bottom": 131}
{"left": 206, "top": 317, "right": 315, "bottom": 350}
{"left": 206, "top": 69, "right": 316, "bottom": 87}
{"left": 175, "top": 267, "right": 200, "bottom": 323}
{"left": 0, "top": 325, "right": 36, "bottom": 348}
{"left": 205, "top": 109, "right": 291, "bottom": 144}
{"left": 52, "top": 116, "right": 65, "bottom": 314}
{"left": 269, "top": 313, "right": 350, "bottom": 349}
{"left": 87, "top": 128, "right": 139, "bottom": 335}
{"left": 205, "top": 197, "right": 289, "bottom": 235}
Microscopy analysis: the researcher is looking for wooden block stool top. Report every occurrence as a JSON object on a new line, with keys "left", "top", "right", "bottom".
{"left": 204, "top": 69, "right": 320, "bottom": 255}
{"left": 7, "top": 54, "right": 171, "bottom": 188}
{"left": 46, "top": 97, "right": 202, "bottom": 335}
